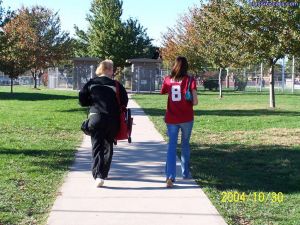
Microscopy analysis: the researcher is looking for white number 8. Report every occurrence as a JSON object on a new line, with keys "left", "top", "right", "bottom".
{"left": 171, "top": 85, "right": 181, "bottom": 101}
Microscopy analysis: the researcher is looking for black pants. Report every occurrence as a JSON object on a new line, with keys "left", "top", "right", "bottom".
{"left": 89, "top": 113, "right": 119, "bottom": 179}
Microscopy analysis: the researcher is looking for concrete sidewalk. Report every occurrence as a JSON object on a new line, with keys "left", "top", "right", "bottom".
{"left": 47, "top": 99, "right": 227, "bottom": 225}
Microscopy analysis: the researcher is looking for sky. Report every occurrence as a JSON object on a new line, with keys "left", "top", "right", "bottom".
{"left": 2, "top": 0, "right": 200, "bottom": 46}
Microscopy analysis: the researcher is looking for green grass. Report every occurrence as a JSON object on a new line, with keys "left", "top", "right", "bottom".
{"left": 133, "top": 90, "right": 300, "bottom": 225}
{"left": 0, "top": 87, "right": 85, "bottom": 225}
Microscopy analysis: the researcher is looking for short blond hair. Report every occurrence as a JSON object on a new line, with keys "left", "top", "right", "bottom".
{"left": 96, "top": 59, "right": 114, "bottom": 75}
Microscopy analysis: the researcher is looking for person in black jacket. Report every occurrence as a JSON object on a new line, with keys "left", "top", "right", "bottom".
{"left": 79, "top": 60, "right": 128, "bottom": 187}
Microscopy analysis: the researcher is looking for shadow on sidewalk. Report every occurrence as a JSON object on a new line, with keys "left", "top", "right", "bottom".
{"left": 101, "top": 184, "right": 199, "bottom": 190}
{"left": 70, "top": 140, "right": 199, "bottom": 190}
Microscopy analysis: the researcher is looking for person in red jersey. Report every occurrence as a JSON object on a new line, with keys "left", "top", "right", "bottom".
{"left": 161, "top": 56, "right": 198, "bottom": 188}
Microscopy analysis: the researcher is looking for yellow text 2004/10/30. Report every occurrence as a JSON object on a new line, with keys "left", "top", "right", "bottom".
{"left": 221, "top": 191, "right": 284, "bottom": 203}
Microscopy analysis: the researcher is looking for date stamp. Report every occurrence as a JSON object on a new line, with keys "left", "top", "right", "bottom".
{"left": 221, "top": 191, "right": 284, "bottom": 203}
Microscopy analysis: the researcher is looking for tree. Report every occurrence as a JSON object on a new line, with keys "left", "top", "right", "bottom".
{"left": 0, "top": 0, "right": 3, "bottom": 26}
{"left": 3, "top": 6, "right": 74, "bottom": 89}
{"left": 0, "top": 55, "right": 28, "bottom": 93}
{"left": 162, "top": 1, "right": 248, "bottom": 97}
{"left": 0, "top": 36, "right": 27, "bottom": 93}
{"left": 194, "top": 0, "right": 300, "bottom": 105}
{"left": 87, "top": 0, "right": 123, "bottom": 66}
{"left": 0, "top": 1, "right": 24, "bottom": 93}
{"left": 74, "top": 26, "right": 89, "bottom": 57}
{"left": 120, "top": 18, "right": 155, "bottom": 60}
{"left": 0, "top": 1, "right": 13, "bottom": 56}
{"left": 163, "top": 0, "right": 300, "bottom": 106}
{"left": 0, "top": 0, "right": 6, "bottom": 53}
{"left": 162, "top": 9, "right": 208, "bottom": 74}
{"left": 28, "top": 6, "right": 74, "bottom": 88}
{"left": 237, "top": 1, "right": 300, "bottom": 107}
{"left": 192, "top": 0, "right": 249, "bottom": 98}
{"left": 75, "top": 0, "right": 154, "bottom": 68}
{"left": 0, "top": 0, "right": 11, "bottom": 27}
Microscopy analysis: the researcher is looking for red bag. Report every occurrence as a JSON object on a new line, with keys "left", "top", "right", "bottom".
{"left": 115, "top": 81, "right": 133, "bottom": 142}
{"left": 115, "top": 108, "right": 128, "bottom": 140}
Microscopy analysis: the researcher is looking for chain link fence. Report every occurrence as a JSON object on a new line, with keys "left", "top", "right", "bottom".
{"left": 128, "top": 68, "right": 169, "bottom": 93}
{"left": 48, "top": 67, "right": 73, "bottom": 89}
{"left": 198, "top": 66, "right": 300, "bottom": 93}
{"left": 0, "top": 74, "right": 34, "bottom": 87}
{"left": 1, "top": 64, "right": 299, "bottom": 93}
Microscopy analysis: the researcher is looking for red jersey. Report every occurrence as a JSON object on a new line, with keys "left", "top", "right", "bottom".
{"left": 161, "top": 75, "right": 197, "bottom": 124}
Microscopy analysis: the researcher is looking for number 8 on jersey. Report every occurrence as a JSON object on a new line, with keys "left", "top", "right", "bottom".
{"left": 171, "top": 85, "right": 181, "bottom": 101}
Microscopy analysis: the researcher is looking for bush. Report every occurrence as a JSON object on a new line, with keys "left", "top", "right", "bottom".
{"left": 234, "top": 73, "right": 248, "bottom": 91}
{"left": 114, "top": 67, "right": 125, "bottom": 85}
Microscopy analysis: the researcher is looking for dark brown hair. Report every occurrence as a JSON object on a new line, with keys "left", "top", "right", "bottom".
{"left": 171, "top": 56, "right": 188, "bottom": 81}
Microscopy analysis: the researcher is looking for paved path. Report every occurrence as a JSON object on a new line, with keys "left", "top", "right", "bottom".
{"left": 47, "top": 98, "right": 227, "bottom": 225}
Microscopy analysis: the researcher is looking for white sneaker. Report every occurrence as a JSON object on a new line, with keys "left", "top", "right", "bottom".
{"left": 95, "top": 178, "right": 104, "bottom": 188}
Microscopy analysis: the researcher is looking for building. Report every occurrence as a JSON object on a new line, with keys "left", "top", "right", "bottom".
{"left": 126, "top": 58, "right": 162, "bottom": 92}
{"left": 73, "top": 57, "right": 100, "bottom": 90}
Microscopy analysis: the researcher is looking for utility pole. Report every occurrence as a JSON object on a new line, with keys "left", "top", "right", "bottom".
{"left": 226, "top": 68, "right": 229, "bottom": 88}
{"left": 260, "top": 63, "right": 263, "bottom": 92}
{"left": 281, "top": 57, "right": 285, "bottom": 92}
{"left": 292, "top": 56, "right": 295, "bottom": 94}
{"left": 218, "top": 68, "right": 223, "bottom": 98}
{"left": 137, "top": 67, "right": 140, "bottom": 93}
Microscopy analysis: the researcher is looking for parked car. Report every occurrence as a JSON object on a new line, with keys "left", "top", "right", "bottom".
{"left": 0, "top": 76, "right": 11, "bottom": 86}
{"left": 202, "top": 79, "right": 219, "bottom": 91}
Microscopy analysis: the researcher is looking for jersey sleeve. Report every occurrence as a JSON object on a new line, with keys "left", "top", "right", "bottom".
{"left": 191, "top": 77, "right": 197, "bottom": 90}
{"left": 160, "top": 77, "right": 169, "bottom": 94}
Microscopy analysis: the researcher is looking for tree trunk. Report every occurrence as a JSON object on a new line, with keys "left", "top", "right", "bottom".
{"left": 269, "top": 64, "right": 275, "bottom": 108}
{"left": 38, "top": 71, "right": 43, "bottom": 87}
{"left": 219, "top": 68, "right": 223, "bottom": 98}
{"left": 34, "top": 75, "right": 37, "bottom": 88}
{"left": 32, "top": 71, "right": 37, "bottom": 89}
{"left": 10, "top": 77, "right": 13, "bottom": 93}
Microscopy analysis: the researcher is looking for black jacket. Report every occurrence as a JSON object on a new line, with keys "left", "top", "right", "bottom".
{"left": 79, "top": 76, "right": 128, "bottom": 119}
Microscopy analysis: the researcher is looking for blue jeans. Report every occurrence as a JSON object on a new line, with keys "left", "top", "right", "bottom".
{"left": 166, "top": 121, "right": 193, "bottom": 180}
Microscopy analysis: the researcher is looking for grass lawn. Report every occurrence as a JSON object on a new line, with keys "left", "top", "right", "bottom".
{"left": 0, "top": 87, "right": 85, "bottom": 225}
{"left": 133, "top": 90, "right": 300, "bottom": 225}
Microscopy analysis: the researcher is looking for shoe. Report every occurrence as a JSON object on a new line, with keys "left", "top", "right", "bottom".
{"left": 166, "top": 179, "right": 174, "bottom": 188}
{"left": 95, "top": 178, "right": 104, "bottom": 188}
